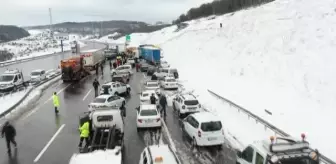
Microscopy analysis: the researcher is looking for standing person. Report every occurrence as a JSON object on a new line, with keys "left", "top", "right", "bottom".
{"left": 1, "top": 121, "right": 17, "bottom": 154}
{"left": 78, "top": 120, "right": 90, "bottom": 149}
{"left": 109, "top": 60, "right": 112, "bottom": 69}
{"left": 95, "top": 65, "right": 99, "bottom": 75}
{"left": 100, "top": 63, "right": 104, "bottom": 75}
{"left": 150, "top": 93, "right": 156, "bottom": 105}
{"left": 93, "top": 79, "right": 100, "bottom": 97}
{"left": 53, "top": 92, "right": 60, "bottom": 114}
{"left": 113, "top": 61, "right": 117, "bottom": 69}
{"left": 136, "top": 63, "right": 140, "bottom": 72}
{"left": 159, "top": 94, "right": 167, "bottom": 117}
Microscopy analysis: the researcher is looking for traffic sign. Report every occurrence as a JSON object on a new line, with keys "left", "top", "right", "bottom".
{"left": 126, "top": 35, "right": 131, "bottom": 41}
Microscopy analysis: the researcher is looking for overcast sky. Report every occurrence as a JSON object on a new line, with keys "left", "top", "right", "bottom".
{"left": 0, "top": 0, "right": 213, "bottom": 26}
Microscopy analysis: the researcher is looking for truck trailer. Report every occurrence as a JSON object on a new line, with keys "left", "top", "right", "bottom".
{"left": 60, "top": 56, "right": 89, "bottom": 82}
{"left": 81, "top": 49, "right": 104, "bottom": 71}
{"left": 139, "top": 46, "right": 161, "bottom": 65}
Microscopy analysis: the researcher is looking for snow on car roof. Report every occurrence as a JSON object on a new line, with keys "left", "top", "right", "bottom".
{"left": 96, "top": 94, "right": 111, "bottom": 99}
{"left": 191, "top": 112, "right": 220, "bottom": 123}
{"left": 146, "top": 81, "right": 159, "bottom": 84}
{"left": 140, "top": 104, "right": 157, "bottom": 110}
{"left": 69, "top": 148, "right": 122, "bottom": 164}
{"left": 148, "top": 145, "right": 180, "bottom": 164}
{"left": 181, "top": 94, "right": 197, "bottom": 100}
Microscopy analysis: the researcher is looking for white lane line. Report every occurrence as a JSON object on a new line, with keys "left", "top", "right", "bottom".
{"left": 162, "top": 119, "right": 177, "bottom": 152}
{"left": 82, "top": 88, "right": 92, "bottom": 101}
{"left": 21, "top": 84, "right": 71, "bottom": 120}
{"left": 34, "top": 124, "right": 66, "bottom": 163}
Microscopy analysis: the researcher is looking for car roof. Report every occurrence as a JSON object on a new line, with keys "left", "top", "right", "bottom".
{"left": 146, "top": 81, "right": 159, "bottom": 84}
{"left": 147, "top": 145, "right": 180, "bottom": 164}
{"left": 180, "top": 94, "right": 197, "bottom": 101}
{"left": 190, "top": 112, "right": 220, "bottom": 123}
{"left": 103, "top": 82, "right": 120, "bottom": 85}
{"left": 142, "top": 90, "right": 156, "bottom": 94}
{"left": 96, "top": 95, "right": 111, "bottom": 99}
{"left": 32, "top": 69, "right": 44, "bottom": 72}
{"left": 140, "top": 104, "right": 157, "bottom": 110}
{"left": 165, "top": 77, "right": 175, "bottom": 80}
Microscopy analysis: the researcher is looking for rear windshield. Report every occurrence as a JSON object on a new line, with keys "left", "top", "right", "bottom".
{"left": 93, "top": 98, "right": 106, "bottom": 103}
{"left": 166, "top": 79, "right": 176, "bottom": 82}
{"left": 201, "top": 121, "right": 222, "bottom": 132}
{"left": 147, "top": 83, "right": 158, "bottom": 87}
{"left": 140, "top": 110, "right": 158, "bottom": 116}
{"left": 184, "top": 100, "right": 199, "bottom": 106}
{"left": 112, "top": 77, "right": 123, "bottom": 81}
{"left": 102, "top": 85, "right": 110, "bottom": 89}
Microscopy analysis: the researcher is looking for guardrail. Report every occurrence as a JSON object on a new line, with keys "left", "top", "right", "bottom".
{"left": 207, "top": 89, "right": 335, "bottom": 164}
{"left": 0, "top": 72, "right": 61, "bottom": 119}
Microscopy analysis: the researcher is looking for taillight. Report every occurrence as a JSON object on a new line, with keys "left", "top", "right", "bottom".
{"left": 138, "top": 119, "right": 142, "bottom": 123}
{"left": 156, "top": 118, "right": 160, "bottom": 122}
{"left": 182, "top": 105, "right": 185, "bottom": 109}
{"left": 199, "top": 104, "right": 201, "bottom": 108}
{"left": 198, "top": 130, "right": 201, "bottom": 137}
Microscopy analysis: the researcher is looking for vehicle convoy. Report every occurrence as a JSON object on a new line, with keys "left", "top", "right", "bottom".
{"left": 70, "top": 41, "right": 80, "bottom": 53}
{"left": 70, "top": 108, "right": 125, "bottom": 164}
{"left": 81, "top": 49, "right": 104, "bottom": 71}
{"left": 139, "top": 144, "right": 181, "bottom": 164}
{"left": 60, "top": 56, "right": 90, "bottom": 82}
{"left": 236, "top": 134, "right": 319, "bottom": 164}
{"left": 138, "top": 46, "right": 161, "bottom": 65}
{"left": 0, "top": 69, "right": 24, "bottom": 92}
{"left": 100, "top": 82, "right": 131, "bottom": 96}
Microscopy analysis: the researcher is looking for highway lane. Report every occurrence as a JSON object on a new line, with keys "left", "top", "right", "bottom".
{"left": 0, "top": 41, "right": 106, "bottom": 79}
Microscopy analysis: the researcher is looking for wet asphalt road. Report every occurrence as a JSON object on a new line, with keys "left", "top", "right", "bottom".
{"left": 0, "top": 41, "right": 105, "bottom": 79}
{"left": 0, "top": 59, "right": 236, "bottom": 164}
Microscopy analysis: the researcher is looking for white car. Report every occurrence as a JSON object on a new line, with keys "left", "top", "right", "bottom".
{"left": 154, "top": 68, "right": 178, "bottom": 80}
{"left": 0, "top": 69, "right": 24, "bottom": 92}
{"left": 45, "top": 69, "right": 58, "bottom": 79}
{"left": 88, "top": 94, "right": 125, "bottom": 111}
{"left": 30, "top": 69, "right": 46, "bottom": 82}
{"left": 111, "top": 65, "right": 133, "bottom": 76}
{"left": 140, "top": 90, "right": 159, "bottom": 105}
{"left": 172, "top": 94, "right": 201, "bottom": 117}
{"left": 100, "top": 82, "right": 131, "bottom": 96}
{"left": 136, "top": 104, "right": 161, "bottom": 130}
{"left": 159, "top": 61, "right": 170, "bottom": 68}
{"left": 182, "top": 112, "right": 225, "bottom": 147}
{"left": 160, "top": 77, "right": 178, "bottom": 90}
{"left": 144, "top": 81, "right": 160, "bottom": 95}
{"left": 139, "top": 144, "right": 181, "bottom": 164}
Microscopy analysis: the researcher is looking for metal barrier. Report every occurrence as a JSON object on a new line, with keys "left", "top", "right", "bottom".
{"left": 207, "top": 89, "right": 335, "bottom": 164}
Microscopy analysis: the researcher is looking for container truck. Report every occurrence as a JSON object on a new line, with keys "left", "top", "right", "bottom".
{"left": 60, "top": 56, "right": 89, "bottom": 82}
{"left": 138, "top": 46, "right": 161, "bottom": 65}
{"left": 81, "top": 49, "right": 104, "bottom": 71}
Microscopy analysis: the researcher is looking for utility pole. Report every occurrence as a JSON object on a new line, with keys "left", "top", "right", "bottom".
{"left": 49, "top": 8, "right": 53, "bottom": 39}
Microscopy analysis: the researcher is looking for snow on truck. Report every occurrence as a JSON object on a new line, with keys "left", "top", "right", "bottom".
{"left": 81, "top": 49, "right": 104, "bottom": 71}
{"left": 236, "top": 134, "right": 320, "bottom": 164}
{"left": 60, "top": 56, "right": 90, "bottom": 82}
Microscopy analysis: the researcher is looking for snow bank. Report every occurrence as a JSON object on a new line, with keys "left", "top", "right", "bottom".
{"left": 121, "top": 0, "right": 336, "bottom": 160}
{"left": 69, "top": 148, "right": 122, "bottom": 164}
{"left": 0, "top": 87, "right": 33, "bottom": 114}
{"left": 28, "top": 30, "right": 43, "bottom": 35}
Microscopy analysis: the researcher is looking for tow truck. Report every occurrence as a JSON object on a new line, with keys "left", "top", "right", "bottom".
{"left": 70, "top": 106, "right": 125, "bottom": 164}
{"left": 236, "top": 134, "right": 320, "bottom": 164}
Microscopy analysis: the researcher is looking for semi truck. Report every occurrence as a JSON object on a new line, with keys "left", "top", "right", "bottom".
{"left": 81, "top": 49, "right": 104, "bottom": 71}
{"left": 60, "top": 56, "right": 89, "bottom": 82}
{"left": 138, "top": 45, "right": 161, "bottom": 65}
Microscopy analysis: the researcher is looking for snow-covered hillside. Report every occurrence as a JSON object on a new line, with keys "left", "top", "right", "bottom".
{"left": 114, "top": 0, "right": 336, "bottom": 160}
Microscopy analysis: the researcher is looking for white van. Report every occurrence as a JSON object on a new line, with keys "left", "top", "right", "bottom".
{"left": 0, "top": 69, "right": 24, "bottom": 92}
{"left": 30, "top": 69, "right": 46, "bottom": 82}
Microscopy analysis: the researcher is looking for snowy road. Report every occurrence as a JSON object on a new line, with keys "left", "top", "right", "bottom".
{"left": 0, "top": 41, "right": 105, "bottom": 79}
{"left": 0, "top": 63, "right": 236, "bottom": 164}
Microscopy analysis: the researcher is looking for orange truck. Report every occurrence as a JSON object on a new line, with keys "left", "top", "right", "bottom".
{"left": 60, "top": 56, "right": 89, "bottom": 82}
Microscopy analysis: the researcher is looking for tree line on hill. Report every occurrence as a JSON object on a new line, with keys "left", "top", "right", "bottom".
{"left": 0, "top": 25, "right": 30, "bottom": 43}
{"left": 173, "top": 0, "right": 274, "bottom": 24}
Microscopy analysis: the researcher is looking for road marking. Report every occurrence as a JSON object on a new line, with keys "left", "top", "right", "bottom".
{"left": 162, "top": 119, "right": 177, "bottom": 152}
{"left": 83, "top": 88, "right": 92, "bottom": 101}
{"left": 21, "top": 84, "right": 71, "bottom": 120}
{"left": 34, "top": 124, "right": 65, "bottom": 163}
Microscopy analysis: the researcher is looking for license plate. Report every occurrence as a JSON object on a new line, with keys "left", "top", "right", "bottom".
{"left": 208, "top": 137, "right": 217, "bottom": 141}
{"left": 189, "top": 107, "right": 196, "bottom": 110}
{"left": 145, "top": 119, "right": 153, "bottom": 123}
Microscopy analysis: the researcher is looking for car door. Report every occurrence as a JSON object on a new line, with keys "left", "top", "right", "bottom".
{"left": 107, "top": 96, "right": 116, "bottom": 106}
{"left": 239, "top": 146, "right": 255, "bottom": 164}
{"left": 189, "top": 117, "right": 199, "bottom": 138}
{"left": 113, "top": 95, "right": 123, "bottom": 106}
{"left": 116, "top": 83, "right": 124, "bottom": 93}
{"left": 183, "top": 116, "right": 194, "bottom": 138}
{"left": 13, "top": 75, "right": 19, "bottom": 85}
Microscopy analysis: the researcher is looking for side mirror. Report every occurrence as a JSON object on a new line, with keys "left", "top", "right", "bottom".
{"left": 236, "top": 150, "right": 242, "bottom": 158}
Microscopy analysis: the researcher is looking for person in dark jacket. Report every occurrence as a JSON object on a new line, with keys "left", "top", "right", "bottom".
{"left": 159, "top": 94, "right": 167, "bottom": 117}
{"left": 150, "top": 93, "right": 156, "bottom": 105}
{"left": 109, "top": 61, "right": 112, "bottom": 69}
{"left": 113, "top": 61, "right": 117, "bottom": 69}
{"left": 1, "top": 121, "right": 17, "bottom": 154}
{"left": 151, "top": 74, "right": 158, "bottom": 80}
{"left": 95, "top": 66, "right": 99, "bottom": 75}
{"left": 93, "top": 79, "right": 100, "bottom": 97}
{"left": 100, "top": 63, "right": 104, "bottom": 75}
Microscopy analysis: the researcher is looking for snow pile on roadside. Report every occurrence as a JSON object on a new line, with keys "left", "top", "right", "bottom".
{"left": 124, "top": 0, "right": 336, "bottom": 160}
{"left": 0, "top": 87, "right": 33, "bottom": 114}
{"left": 69, "top": 148, "right": 122, "bottom": 164}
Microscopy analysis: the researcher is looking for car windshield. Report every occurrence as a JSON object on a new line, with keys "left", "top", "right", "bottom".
{"left": 140, "top": 110, "right": 158, "bottom": 116}
{"left": 142, "top": 93, "right": 149, "bottom": 97}
{"left": 31, "top": 72, "right": 41, "bottom": 76}
{"left": 0, "top": 75, "right": 14, "bottom": 82}
{"left": 147, "top": 83, "right": 158, "bottom": 87}
{"left": 112, "top": 77, "right": 123, "bottom": 81}
{"left": 102, "top": 85, "right": 110, "bottom": 89}
{"left": 184, "top": 100, "right": 199, "bottom": 106}
{"left": 279, "top": 158, "right": 318, "bottom": 164}
{"left": 93, "top": 98, "right": 106, "bottom": 103}
{"left": 166, "top": 79, "right": 176, "bottom": 82}
{"left": 201, "top": 121, "right": 222, "bottom": 132}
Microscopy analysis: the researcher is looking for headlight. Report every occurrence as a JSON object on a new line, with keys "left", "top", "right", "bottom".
{"left": 270, "top": 155, "right": 279, "bottom": 163}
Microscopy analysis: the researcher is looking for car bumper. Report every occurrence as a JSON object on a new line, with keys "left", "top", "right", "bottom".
{"left": 137, "top": 121, "right": 161, "bottom": 128}
{"left": 0, "top": 86, "right": 14, "bottom": 92}
{"left": 197, "top": 137, "right": 225, "bottom": 146}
